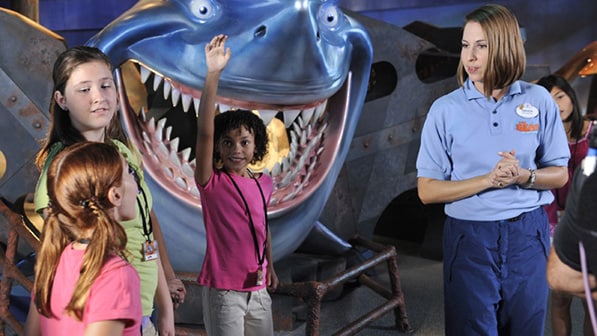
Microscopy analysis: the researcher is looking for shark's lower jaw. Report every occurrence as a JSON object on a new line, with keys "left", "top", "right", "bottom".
{"left": 116, "top": 61, "right": 350, "bottom": 218}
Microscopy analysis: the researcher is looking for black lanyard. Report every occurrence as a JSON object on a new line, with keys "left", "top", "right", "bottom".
{"left": 224, "top": 170, "right": 268, "bottom": 267}
{"left": 129, "top": 164, "right": 152, "bottom": 242}
{"left": 137, "top": 185, "right": 152, "bottom": 242}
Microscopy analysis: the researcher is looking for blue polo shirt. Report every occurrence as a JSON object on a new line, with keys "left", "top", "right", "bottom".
{"left": 417, "top": 79, "right": 570, "bottom": 221}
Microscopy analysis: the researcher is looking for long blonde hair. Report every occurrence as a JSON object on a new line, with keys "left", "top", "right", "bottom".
{"left": 33, "top": 142, "right": 128, "bottom": 321}
{"left": 457, "top": 4, "right": 526, "bottom": 97}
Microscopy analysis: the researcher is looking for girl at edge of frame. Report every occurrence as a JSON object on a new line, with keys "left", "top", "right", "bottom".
{"left": 194, "top": 34, "right": 279, "bottom": 336}
{"left": 537, "top": 74, "right": 596, "bottom": 336}
{"left": 416, "top": 4, "right": 569, "bottom": 336}
{"left": 24, "top": 46, "right": 182, "bottom": 336}
{"left": 26, "top": 141, "right": 142, "bottom": 335}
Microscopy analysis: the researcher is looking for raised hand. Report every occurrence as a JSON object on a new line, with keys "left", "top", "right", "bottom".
{"left": 205, "top": 34, "right": 231, "bottom": 73}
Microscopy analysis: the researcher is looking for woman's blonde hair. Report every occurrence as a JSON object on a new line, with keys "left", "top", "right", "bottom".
{"left": 457, "top": 4, "right": 526, "bottom": 97}
{"left": 33, "top": 142, "right": 128, "bottom": 321}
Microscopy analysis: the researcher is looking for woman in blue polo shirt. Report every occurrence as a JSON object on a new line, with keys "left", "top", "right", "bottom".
{"left": 416, "top": 4, "right": 569, "bottom": 336}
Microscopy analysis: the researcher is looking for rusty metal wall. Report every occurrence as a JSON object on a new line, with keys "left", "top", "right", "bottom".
{"left": 0, "top": 8, "right": 65, "bottom": 202}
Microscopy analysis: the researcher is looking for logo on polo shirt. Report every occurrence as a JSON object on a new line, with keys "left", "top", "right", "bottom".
{"left": 516, "top": 121, "right": 539, "bottom": 132}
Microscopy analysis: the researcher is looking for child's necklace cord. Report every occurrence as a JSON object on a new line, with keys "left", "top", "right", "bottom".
{"left": 225, "top": 168, "right": 254, "bottom": 178}
{"left": 223, "top": 169, "right": 269, "bottom": 278}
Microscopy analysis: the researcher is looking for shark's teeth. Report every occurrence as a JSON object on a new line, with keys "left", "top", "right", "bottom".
{"left": 163, "top": 80, "right": 172, "bottom": 100}
{"left": 153, "top": 74, "right": 163, "bottom": 91}
{"left": 308, "top": 158, "right": 317, "bottom": 174}
{"left": 180, "top": 147, "right": 191, "bottom": 162}
{"left": 297, "top": 115, "right": 306, "bottom": 129}
{"left": 296, "top": 152, "right": 307, "bottom": 175}
{"left": 174, "top": 177, "right": 187, "bottom": 190}
{"left": 299, "top": 128, "right": 307, "bottom": 147}
{"left": 133, "top": 63, "right": 332, "bottom": 206}
{"left": 157, "top": 141, "right": 169, "bottom": 159}
{"left": 141, "top": 99, "right": 328, "bottom": 203}
{"left": 280, "top": 169, "right": 294, "bottom": 187}
{"left": 171, "top": 87, "right": 181, "bottom": 107}
{"left": 142, "top": 130, "right": 151, "bottom": 145}
{"left": 147, "top": 117, "right": 156, "bottom": 134}
{"left": 181, "top": 94, "right": 192, "bottom": 113}
{"left": 270, "top": 161, "right": 281, "bottom": 176}
{"left": 315, "top": 100, "right": 327, "bottom": 121}
{"left": 169, "top": 137, "right": 180, "bottom": 154}
{"left": 156, "top": 118, "right": 167, "bottom": 142}
{"left": 165, "top": 126, "right": 172, "bottom": 141}
{"left": 182, "top": 161, "right": 194, "bottom": 177}
{"left": 218, "top": 103, "right": 231, "bottom": 113}
{"left": 280, "top": 156, "right": 289, "bottom": 172}
{"left": 143, "top": 141, "right": 154, "bottom": 159}
{"left": 281, "top": 188, "right": 298, "bottom": 202}
{"left": 140, "top": 66, "right": 151, "bottom": 83}
{"left": 288, "top": 142, "right": 297, "bottom": 164}
{"left": 284, "top": 109, "right": 301, "bottom": 128}
{"left": 292, "top": 122, "right": 301, "bottom": 138}
{"left": 163, "top": 166, "right": 173, "bottom": 179}
{"left": 169, "top": 148, "right": 181, "bottom": 169}
{"left": 302, "top": 106, "right": 315, "bottom": 124}
{"left": 140, "top": 106, "right": 148, "bottom": 122}
{"left": 193, "top": 98, "right": 200, "bottom": 117}
{"left": 138, "top": 64, "right": 326, "bottom": 130}
{"left": 318, "top": 122, "right": 328, "bottom": 136}
{"left": 260, "top": 109, "right": 278, "bottom": 126}
{"left": 190, "top": 186, "right": 200, "bottom": 197}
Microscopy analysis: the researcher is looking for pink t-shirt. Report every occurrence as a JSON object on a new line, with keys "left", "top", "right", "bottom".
{"left": 39, "top": 245, "right": 141, "bottom": 335}
{"left": 197, "top": 169, "right": 273, "bottom": 291}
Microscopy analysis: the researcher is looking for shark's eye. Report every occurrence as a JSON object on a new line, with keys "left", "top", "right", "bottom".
{"left": 190, "top": 0, "right": 219, "bottom": 21}
{"left": 317, "top": 4, "right": 342, "bottom": 30}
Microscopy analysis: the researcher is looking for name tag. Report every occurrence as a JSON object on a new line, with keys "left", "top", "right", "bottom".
{"left": 143, "top": 240, "right": 159, "bottom": 261}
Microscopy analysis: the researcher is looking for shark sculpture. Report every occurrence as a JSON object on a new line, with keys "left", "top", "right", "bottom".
{"left": 86, "top": 0, "right": 373, "bottom": 272}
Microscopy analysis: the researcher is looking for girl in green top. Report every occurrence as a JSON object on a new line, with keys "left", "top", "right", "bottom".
{"left": 26, "top": 46, "right": 184, "bottom": 336}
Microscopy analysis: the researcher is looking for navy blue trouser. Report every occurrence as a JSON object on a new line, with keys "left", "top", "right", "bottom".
{"left": 443, "top": 207, "right": 550, "bottom": 336}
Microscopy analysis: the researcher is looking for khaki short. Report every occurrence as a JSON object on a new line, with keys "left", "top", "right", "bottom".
{"left": 201, "top": 287, "right": 273, "bottom": 336}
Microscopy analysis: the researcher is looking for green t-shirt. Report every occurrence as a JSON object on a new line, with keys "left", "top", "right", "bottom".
{"left": 34, "top": 140, "right": 158, "bottom": 316}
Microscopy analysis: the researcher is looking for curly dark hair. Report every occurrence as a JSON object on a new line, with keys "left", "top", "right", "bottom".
{"left": 213, "top": 109, "right": 269, "bottom": 164}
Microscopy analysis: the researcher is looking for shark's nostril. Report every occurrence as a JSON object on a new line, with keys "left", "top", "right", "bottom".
{"left": 254, "top": 25, "right": 267, "bottom": 38}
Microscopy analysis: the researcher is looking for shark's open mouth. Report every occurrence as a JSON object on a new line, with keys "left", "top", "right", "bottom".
{"left": 83, "top": 0, "right": 373, "bottom": 269}
{"left": 116, "top": 61, "right": 350, "bottom": 217}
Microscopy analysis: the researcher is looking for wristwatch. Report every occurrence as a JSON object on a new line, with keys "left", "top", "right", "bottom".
{"left": 522, "top": 168, "right": 536, "bottom": 189}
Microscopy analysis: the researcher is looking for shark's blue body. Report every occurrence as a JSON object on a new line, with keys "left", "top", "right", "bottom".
{"left": 87, "top": 0, "right": 372, "bottom": 272}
